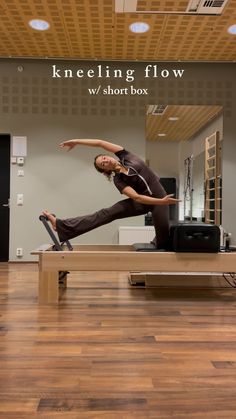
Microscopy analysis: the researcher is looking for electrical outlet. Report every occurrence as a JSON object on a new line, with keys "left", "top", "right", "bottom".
{"left": 16, "top": 248, "right": 23, "bottom": 257}
{"left": 17, "top": 169, "right": 24, "bottom": 177}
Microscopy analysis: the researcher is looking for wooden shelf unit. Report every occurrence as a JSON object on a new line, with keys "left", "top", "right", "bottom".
{"left": 204, "top": 131, "right": 222, "bottom": 225}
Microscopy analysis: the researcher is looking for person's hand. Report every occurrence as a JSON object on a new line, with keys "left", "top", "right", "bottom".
{"left": 161, "top": 194, "right": 181, "bottom": 205}
{"left": 59, "top": 140, "right": 77, "bottom": 151}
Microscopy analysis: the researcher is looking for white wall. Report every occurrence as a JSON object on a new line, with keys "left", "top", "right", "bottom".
{"left": 8, "top": 115, "right": 146, "bottom": 261}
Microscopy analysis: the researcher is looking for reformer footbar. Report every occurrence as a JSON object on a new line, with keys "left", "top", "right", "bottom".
{"left": 39, "top": 215, "right": 73, "bottom": 251}
{"left": 39, "top": 214, "right": 73, "bottom": 286}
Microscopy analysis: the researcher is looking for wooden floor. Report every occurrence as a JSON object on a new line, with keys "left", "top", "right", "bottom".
{"left": 1, "top": 264, "right": 236, "bottom": 418}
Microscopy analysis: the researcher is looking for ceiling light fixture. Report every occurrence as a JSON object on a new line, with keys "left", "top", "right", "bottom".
{"left": 129, "top": 22, "right": 150, "bottom": 33}
{"left": 29, "top": 19, "right": 50, "bottom": 31}
{"left": 168, "top": 117, "right": 179, "bottom": 121}
{"left": 228, "top": 24, "right": 236, "bottom": 35}
{"left": 158, "top": 133, "right": 166, "bottom": 137}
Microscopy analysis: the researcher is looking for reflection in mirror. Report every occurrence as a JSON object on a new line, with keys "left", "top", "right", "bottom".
{"left": 146, "top": 105, "right": 223, "bottom": 225}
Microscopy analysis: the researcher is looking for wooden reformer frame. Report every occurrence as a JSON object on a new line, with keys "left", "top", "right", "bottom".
{"left": 32, "top": 216, "right": 236, "bottom": 304}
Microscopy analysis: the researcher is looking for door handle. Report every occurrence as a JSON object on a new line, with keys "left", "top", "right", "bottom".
{"left": 2, "top": 199, "right": 10, "bottom": 208}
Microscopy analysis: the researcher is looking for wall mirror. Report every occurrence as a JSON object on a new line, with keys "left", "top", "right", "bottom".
{"left": 145, "top": 105, "right": 223, "bottom": 225}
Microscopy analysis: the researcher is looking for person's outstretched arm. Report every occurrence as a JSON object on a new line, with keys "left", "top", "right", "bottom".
{"left": 59, "top": 139, "right": 123, "bottom": 154}
{"left": 122, "top": 186, "right": 180, "bottom": 206}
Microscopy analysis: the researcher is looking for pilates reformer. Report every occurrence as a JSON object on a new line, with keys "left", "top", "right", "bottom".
{"left": 32, "top": 215, "right": 236, "bottom": 304}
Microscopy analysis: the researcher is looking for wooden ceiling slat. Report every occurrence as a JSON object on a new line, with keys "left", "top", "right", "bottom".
{"left": 0, "top": 0, "right": 235, "bottom": 60}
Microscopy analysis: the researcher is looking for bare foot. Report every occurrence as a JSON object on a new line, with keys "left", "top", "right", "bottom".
{"left": 42, "top": 210, "right": 57, "bottom": 231}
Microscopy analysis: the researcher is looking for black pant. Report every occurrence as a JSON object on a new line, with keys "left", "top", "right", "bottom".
{"left": 56, "top": 198, "right": 170, "bottom": 249}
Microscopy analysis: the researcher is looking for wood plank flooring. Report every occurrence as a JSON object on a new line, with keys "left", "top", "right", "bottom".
{"left": 1, "top": 262, "right": 236, "bottom": 418}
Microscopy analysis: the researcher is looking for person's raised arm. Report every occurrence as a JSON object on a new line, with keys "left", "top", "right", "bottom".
{"left": 59, "top": 139, "right": 123, "bottom": 154}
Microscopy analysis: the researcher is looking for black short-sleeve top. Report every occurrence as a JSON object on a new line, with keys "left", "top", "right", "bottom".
{"left": 113, "top": 149, "right": 166, "bottom": 198}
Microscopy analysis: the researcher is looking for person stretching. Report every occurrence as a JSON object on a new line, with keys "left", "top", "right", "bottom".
{"left": 43, "top": 139, "right": 179, "bottom": 249}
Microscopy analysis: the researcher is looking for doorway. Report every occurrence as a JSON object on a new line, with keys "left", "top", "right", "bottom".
{"left": 0, "top": 134, "right": 10, "bottom": 261}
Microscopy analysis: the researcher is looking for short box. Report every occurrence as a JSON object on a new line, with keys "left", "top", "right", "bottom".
{"left": 169, "top": 223, "right": 220, "bottom": 253}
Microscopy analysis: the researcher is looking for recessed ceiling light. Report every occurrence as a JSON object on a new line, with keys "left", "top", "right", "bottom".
{"left": 228, "top": 24, "right": 236, "bottom": 35}
{"left": 158, "top": 133, "right": 166, "bottom": 137}
{"left": 168, "top": 117, "right": 179, "bottom": 121}
{"left": 129, "top": 22, "right": 150, "bottom": 33}
{"left": 29, "top": 19, "right": 50, "bottom": 31}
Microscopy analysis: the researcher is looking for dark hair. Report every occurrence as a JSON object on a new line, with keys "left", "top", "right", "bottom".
{"left": 94, "top": 154, "right": 113, "bottom": 181}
